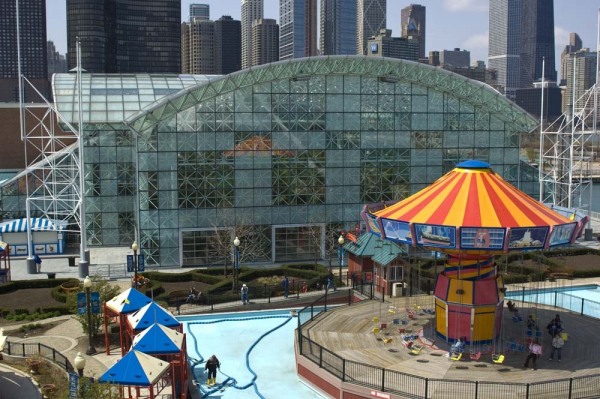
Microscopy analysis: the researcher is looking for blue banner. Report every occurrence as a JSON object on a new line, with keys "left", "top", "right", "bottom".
{"left": 69, "top": 372, "right": 79, "bottom": 398}
{"left": 137, "top": 254, "right": 145, "bottom": 271}
{"left": 91, "top": 291, "right": 100, "bottom": 314}
{"left": 77, "top": 292, "right": 86, "bottom": 315}
{"left": 126, "top": 255, "right": 134, "bottom": 272}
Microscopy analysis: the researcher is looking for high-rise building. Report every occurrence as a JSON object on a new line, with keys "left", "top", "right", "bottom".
{"left": 401, "top": 4, "right": 426, "bottom": 59}
{"left": 519, "top": 0, "right": 556, "bottom": 88}
{"left": 181, "top": 20, "right": 215, "bottom": 74}
{"left": 488, "top": 0, "right": 521, "bottom": 99}
{"left": 190, "top": 3, "right": 210, "bottom": 21}
{"left": 357, "top": 0, "right": 386, "bottom": 55}
{"left": 279, "top": 0, "right": 318, "bottom": 61}
{"left": 242, "top": 0, "right": 264, "bottom": 69}
{"left": 562, "top": 48, "right": 598, "bottom": 113}
{"left": 560, "top": 33, "right": 582, "bottom": 85}
{"left": 0, "top": 0, "right": 49, "bottom": 102}
{"left": 215, "top": 16, "right": 242, "bottom": 75}
{"left": 182, "top": 16, "right": 241, "bottom": 75}
{"left": 367, "top": 29, "right": 419, "bottom": 62}
{"left": 251, "top": 19, "right": 279, "bottom": 66}
{"left": 440, "top": 48, "right": 470, "bottom": 68}
{"left": 319, "top": 0, "right": 356, "bottom": 55}
{"left": 67, "top": 0, "right": 181, "bottom": 73}
{"left": 47, "top": 41, "right": 67, "bottom": 80}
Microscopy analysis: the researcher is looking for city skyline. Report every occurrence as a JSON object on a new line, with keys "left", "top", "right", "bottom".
{"left": 43, "top": 0, "right": 599, "bottom": 79}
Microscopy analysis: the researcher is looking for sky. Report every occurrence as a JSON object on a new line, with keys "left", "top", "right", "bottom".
{"left": 46, "top": 0, "right": 599, "bottom": 73}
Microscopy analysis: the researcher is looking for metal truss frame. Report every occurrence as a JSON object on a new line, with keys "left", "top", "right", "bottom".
{"left": 539, "top": 83, "right": 599, "bottom": 211}
{"left": 19, "top": 75, "right": 83, "bottom": 233}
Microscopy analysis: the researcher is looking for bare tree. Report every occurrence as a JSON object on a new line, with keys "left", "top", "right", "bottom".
{"left": 207, "top": 221, "right": 267, "bottom": 290}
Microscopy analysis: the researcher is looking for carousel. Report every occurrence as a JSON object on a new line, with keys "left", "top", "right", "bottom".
{"left": 365, "top": 160, "right": 588, "bottom": 345}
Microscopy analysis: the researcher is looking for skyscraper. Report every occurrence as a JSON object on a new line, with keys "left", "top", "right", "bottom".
{"left": 488, "top": 0, "right": 521, "bottom": 99}
{"left": 563, "top": 48, "right": 597, "bottom": 113}
{"left": 357, "top": 0, "right": 386, "bottom": 55}
{"left": 560, "top": 33, "right": 582, "bottom": 85}
{"left": 0, "top": 0, "right": 49, "bottom": 102}
{"left": 190, "top": 3, "right": 210, "bottom": 21}
{"left": 252, "top": 18, "right": 279, "bottom": 66}
{"left": 182, "top": 16, "right": 241, "bottom": 75}
{"left": 320, "top": 0, "right": 356, "bottom": 55}
{"left": 215, "top": 16, "right": 242, "bottom": 75}
{"left": 181, "top": 19, "right": 215, "bottom": 74}
{"left": 67, "top": 0, "right": 181, "bottom": 73}
{"left": 279, "top": 0, "right": 318, "bottom": 61}
{"left": 401, "top": 4, "right": 426, "bottom": 59}
{"left": 242, "top": 0, "right": 264, "bottom": 69}
{"left": 47, "top": 41, "right": 67, "bottom": 80}
{"left": 519, "top": 0, "right": 556, "bottom": 87}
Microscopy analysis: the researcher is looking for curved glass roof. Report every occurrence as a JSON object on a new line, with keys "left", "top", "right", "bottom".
{"left": 126, "top": 55, "right": 538, "bottom": 134}
{"left": 52, "top": 73, "right": 220, "bottom": 126}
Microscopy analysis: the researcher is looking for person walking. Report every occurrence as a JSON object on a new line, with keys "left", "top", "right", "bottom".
{"left": 282, "top": 275, "right": 289, "bottom": 298}
{"left": 549, "top": 333, "right": 565, "bottom": 362}
{"left": 241, "top": 284, "right": 249, "bottom": 304}
{"left": 33, "top": 254, "right": 42, "bottom": 273}
{"left": 205, "top": 354, "right": 221, "bottom": 386}
{"left": 524, "top": 338, "right": 543, "bottom": 370}
{"left": 326, "top": 270, "right": 336, "bottom": 292}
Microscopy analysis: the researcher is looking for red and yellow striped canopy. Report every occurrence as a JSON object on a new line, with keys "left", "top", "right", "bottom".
{"left": 374, "top": 161, "right": 571, "bottom": 228}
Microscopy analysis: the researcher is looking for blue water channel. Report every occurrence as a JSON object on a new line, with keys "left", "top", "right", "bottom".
{"left": 505, "top": 284, "right": 600, "bottom": 318}
{"left": 181, "top": 309, "right": 325, "bottom": 399}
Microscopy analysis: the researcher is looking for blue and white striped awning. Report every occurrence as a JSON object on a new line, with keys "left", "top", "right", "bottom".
{"left": 0, "top": 218, "right": 67, "bottom": 233}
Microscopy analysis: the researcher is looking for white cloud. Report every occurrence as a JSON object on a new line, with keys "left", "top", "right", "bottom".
{"left": 463, "top": 32, "right": 489, "bottom": 50}
{"left": 554, "top": 26, "right": 570, "bottom": 47}
{"left": 442, "top": 0, "right": 488, "bottom": 12}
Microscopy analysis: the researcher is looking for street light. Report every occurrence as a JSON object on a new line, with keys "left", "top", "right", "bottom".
{"left": 233, "top": 236, "right": 240, "bottom": 290}
{"left": 83, "top": 276, "right": 96, "bottom": 355}
{"left": 74, "top": 352, "right": 86, "bottom": 377}
{"left": 131, "top": 241, "right": 139, "bottom": 288}
{"left": 338, "top": 233, "right": 345, "bottom": 285}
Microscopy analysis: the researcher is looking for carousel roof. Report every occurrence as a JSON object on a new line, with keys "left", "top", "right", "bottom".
{"left": 105, "top": 288, "right": 152, "bottom": 315}
{"left": 132, "top": 323, "right": 184, "bottom": 355}
{"left": 99, "top": 350, "right": 169, "bottom": 386}
{"left": 368, "top": 161, "right": 586, "bottom": 252}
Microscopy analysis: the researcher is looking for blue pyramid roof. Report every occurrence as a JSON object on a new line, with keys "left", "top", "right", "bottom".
{"left": 127, "top": 302, "right": 180, "bottom": 331}
{"left": 99, "top": 350, "right": 169, "bottom": 386}
{"left": 132, "top": 323, "right": 184, "bottom": 355}
{"left": 105, "top": 288, "right": 152, "bottom": 315}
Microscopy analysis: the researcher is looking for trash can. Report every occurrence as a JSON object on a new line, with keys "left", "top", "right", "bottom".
{"left": 68, "top": 256, "right": 75, "bottom": 267}
{"left": 47, "top": 273, "right": 56, "bottom": 279}
{"left": 392, "top": 282, "right": 404, "bottom": 297}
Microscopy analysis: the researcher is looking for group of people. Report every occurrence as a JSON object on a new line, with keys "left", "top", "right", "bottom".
{"left": 524, "top": 314, "right": 566, "bottom": 369}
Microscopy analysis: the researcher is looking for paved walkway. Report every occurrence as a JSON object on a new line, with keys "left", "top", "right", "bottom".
{"left": 0, "top": 240, "right": 598, "bottom": 398}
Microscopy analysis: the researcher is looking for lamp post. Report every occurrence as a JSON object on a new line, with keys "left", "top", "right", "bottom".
{"left": 233, "top": 236, "right": 240, "bottom": 290}
{"left": 131, "top": 241, "right": 138, "bottom": 288}
{"left": 83, "top": 276, "right": 96, "bottom": 355}
{"left": 338, "top": 233, "right": 345, "bottom": 285}
{"left": 74, "top": 352, "right": 86, "bottom": 377}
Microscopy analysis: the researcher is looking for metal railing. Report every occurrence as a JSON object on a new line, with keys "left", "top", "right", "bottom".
{"left": 2, "top": 340, "right": 74, "bottom": 372}
{"left": 297, "top": 291, "right": 600, "bottom": 399}
{"left": 506, "top": 287, "right": 600, "bottom": 319}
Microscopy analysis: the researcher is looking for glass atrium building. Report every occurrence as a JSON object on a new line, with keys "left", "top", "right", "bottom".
{"left": 0, "top": 56, "right": 538, "bottom": 268}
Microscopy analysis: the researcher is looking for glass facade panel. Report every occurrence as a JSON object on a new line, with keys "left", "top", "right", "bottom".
{"left": 1, "top": 59, "right": 536, "bottom": 267}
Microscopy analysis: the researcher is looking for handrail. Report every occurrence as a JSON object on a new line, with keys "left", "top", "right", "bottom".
{"left": 2, "top": 340, "right": 74, "bottom": 372}
{"left": 297, "top": 289, "right": 600, "bottom": 398}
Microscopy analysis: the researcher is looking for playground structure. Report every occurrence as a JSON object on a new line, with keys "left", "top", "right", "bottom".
{"left": 365, "top": 160, "right": 589, "bottom": 345}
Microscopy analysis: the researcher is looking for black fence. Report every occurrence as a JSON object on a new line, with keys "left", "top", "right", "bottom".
{"left": 297, "top": 294, "right": 600, "bottom": 399}
{"left": 2, "top": 340, "right": 74, "bottom": 372}
{"left": 166, "top": 277, "right": 375, "bottom": 315}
